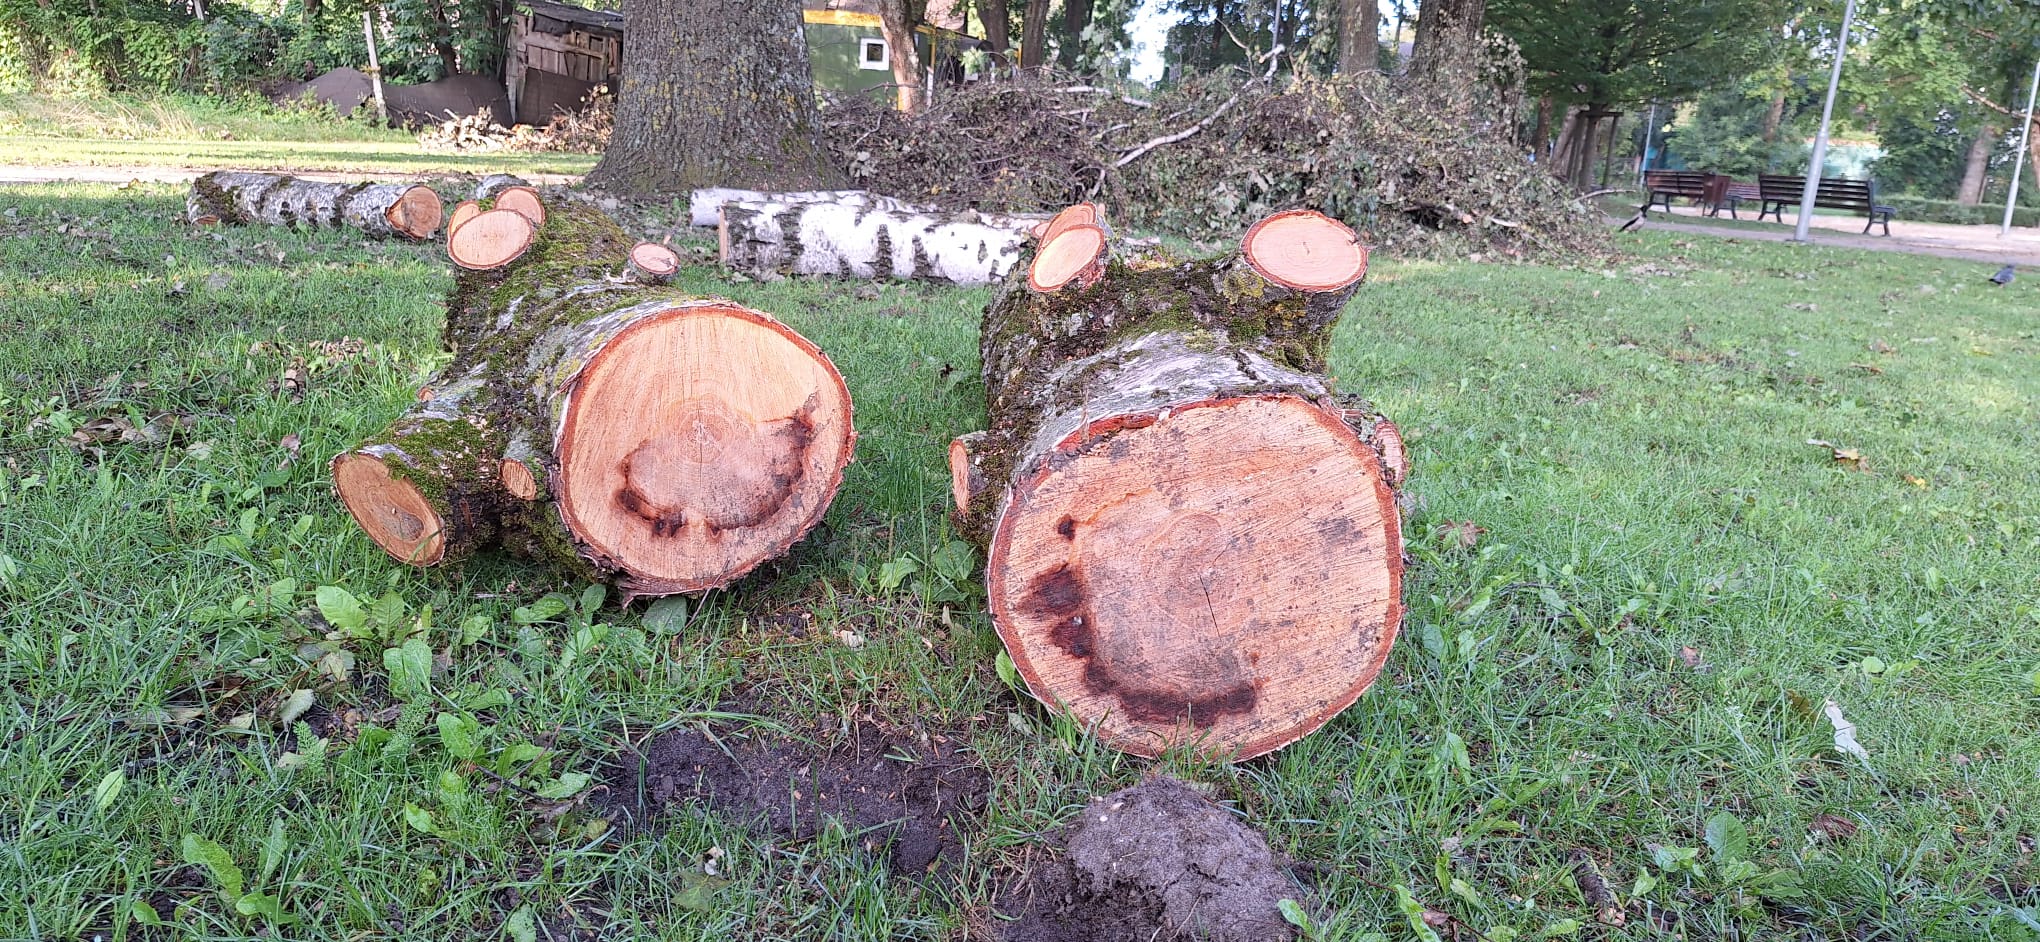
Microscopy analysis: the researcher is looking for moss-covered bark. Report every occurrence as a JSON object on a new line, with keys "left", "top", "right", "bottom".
{"left": 187, "top": 171, "right": 441, "bottom": 240}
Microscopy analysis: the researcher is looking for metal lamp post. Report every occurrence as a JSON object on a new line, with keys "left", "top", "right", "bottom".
{"left": 2002, "top": 57, "right": 2040, "bottom": 237}
{"left": 1794, "top": 0, "right": 1857, "bottom": 243}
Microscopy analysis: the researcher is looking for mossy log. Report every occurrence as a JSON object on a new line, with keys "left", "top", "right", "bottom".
{"left": 718, "top": 200, "right": 1033, "bottom": 286}
{"left": 186, "top": 171, "right": 443, "bottom": 240}
{"left": 951, "top": 205, "right": 1404, "bottom": 760}
{"left": 332, "top": 194, "right": 856, "bottom": 598}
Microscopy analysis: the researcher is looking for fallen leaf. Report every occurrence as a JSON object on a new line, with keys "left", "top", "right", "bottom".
{"left": 1822, "top": 699, "right": 1872, "bottom": 768}
{"left": 1848, "top": 362, "right": 1883, "bottom": 374}
{"left": 1809, "top": 813, "right": 1858, "bottom": 840}
{"left": 1867, "top": 339, "right": 1896, "bottom": 354}
{"left": 1902, "top": 474, "right": 1927, "bottom": 489}
{"left": 1805, "top": 439, "right": 1867, "bottom": 471}
{"left": 1433, "top": 520, "right": 1484, "bottom": 550}
{"left": 834, "top": 628, "right": 866, "bottom": 649}
{"left": 1678, "top": 646, "right": 1704, "bottom": 669}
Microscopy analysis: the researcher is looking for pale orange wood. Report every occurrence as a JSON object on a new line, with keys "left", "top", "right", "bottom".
{"left": 448, "top": 209, "right": 536, "bottom": 271}
{"left": 1038, "top": 202, "right": 1100, "bottom": 245}
{"left": 333, "top": 453, "right": 448, "bottom": 565}
{"left": 500, "top": 458, "right": 539, "bottom": 500}
{"left": 446, "top": 200, "right": 482, "bottom": 237}
{"left": 553, "top": 303, "right": 855, "bottom": 595}
{"left": 385, "top": 185, "right": 445, "bottom": 240}
{"left": 1241, "top": 210, "right": 1367, "bottom": 291}
{"left": 948, "top": 436, "right": 974, "bottom": 513}
{"left": 628, "top": 242, "right": 682, "bottom": 278}
{"left": 1374, "top": 417, "right": 1408, "bottom": 485}
{"left": 986, "top": 396, "right": 1401, "bottom": 760}
{"left": 1030, "top": 223, "right": 1109, "bottom": 292}
{"left": 493, "top": 186, "right": 547, "bottom": 228}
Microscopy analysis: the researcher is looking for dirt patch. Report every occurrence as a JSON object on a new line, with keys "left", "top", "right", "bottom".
{"left": 1002, "top": 777, "right": 1302, "bottom": 942}
{"left": 614, "top": 720, "right": 987, "bottom": 877}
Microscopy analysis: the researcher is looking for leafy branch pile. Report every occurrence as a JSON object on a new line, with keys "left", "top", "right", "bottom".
{"left": 820, "top": 62, "right": 1606, "bottom": 259}
{"left": 418, "top": 89, "right": 613, "bottom": 155}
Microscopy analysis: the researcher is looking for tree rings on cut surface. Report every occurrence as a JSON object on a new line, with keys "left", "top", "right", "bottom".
{"left": 987, "top": 395, "right": 1401, "bottom": 759}
{"left": 1241, "top": 210, "right": 1367, "bottom": 291}
{"left": 492, "top": 186, "right": 547, "bottom": 228}
{"left": 446, "top": 200, "right": 482, "bottom": 237}
{"left": 332, "top": 453, "right": 448, "bottom": 565}
{"left": 386, "top": 185, "right": 445, "bottom": 240}
{"left": 626, "top": 242, "right": 682, "bottom": 282}
{"left": 448, "top": 209, "right": 536, "bottom": 270}
{"left": 1030, "top": 223, "right": 1109, "bottom": 292}
{"left": 553, "top": 302, "right": 854, "bottom": 595}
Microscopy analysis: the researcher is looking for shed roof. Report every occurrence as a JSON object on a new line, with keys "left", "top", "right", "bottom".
{"left": 521, "top": 0, "right": 623, "bottom": 34}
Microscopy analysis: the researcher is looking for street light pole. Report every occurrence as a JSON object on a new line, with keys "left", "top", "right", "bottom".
{"left": 1794, "top": 0, "right": 1857, "bottom": 243}
{"left": 2001, "top": 56, "right": 2040, "bottom": 237}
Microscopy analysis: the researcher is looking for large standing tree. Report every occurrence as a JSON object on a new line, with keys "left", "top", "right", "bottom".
{"left": 588, "top": 0, "right": 841, "bottom": 196}
{"left": 1339, "top": 0, "right": 1379, "bottom": 73}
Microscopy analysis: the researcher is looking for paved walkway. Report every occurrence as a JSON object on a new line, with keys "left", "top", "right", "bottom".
{"left": 0, "top": 165, "right": 583, "bottom": 186}
{"left": 1634, "top": 203, "right": 2040, "bottom": 267}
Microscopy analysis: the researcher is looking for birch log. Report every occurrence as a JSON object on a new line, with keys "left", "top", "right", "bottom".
{"left": 719, "top": 201, "right": 1029, "bottom": 286}
{"left": 689, "top": 188, "right": 927, "bottom": 227}
{"left": 186, "top": 171, "right": 443, "bottom": 240}
{"left": 952, "top": 205, "right": 1404, "bottom": 760}
{"left": 333, "top": 195, "right": 855, "bottom": 599}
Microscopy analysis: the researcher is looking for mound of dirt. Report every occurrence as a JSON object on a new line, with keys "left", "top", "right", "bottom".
{"left": 1003, "top": 777, "right": 1302, "bottom": 942}
{"left": 618, "top": 722, "right": 987, "bottom": 877}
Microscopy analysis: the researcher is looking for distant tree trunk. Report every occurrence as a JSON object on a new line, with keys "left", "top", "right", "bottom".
{"left": 1019, "top": 0, "right": 1050, "bottom": 69}
{"left": 982, "top": 0, "right": 1011, "bottom": 55}
{"left": 877, "top": 0, "right": 925, "bottom": 113}
{"left": 1956, "top": 125, "right": 1996, "bottom": 205}
{"left": 1407, "top": 0, "right": 1484, "bottom": 82}
{"left": 1339, "top": 0, "right": 1378, "bottom": 74}
{"left": 1058, "top": 0, "right": 1092, "bottom": 69}
{"left": 1530, "top": 94, "right": 1551, "bottom": 155}
{"left": 426, "top": 0, "right": 461, "bottom": 74}
{"left": 1760, "top": 88, "right": 1786, "bottom": 143}
{"left": 589, "top": 0, "right": 840, "bottom": 196}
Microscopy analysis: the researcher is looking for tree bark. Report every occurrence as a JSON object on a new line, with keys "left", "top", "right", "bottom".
{"left": 1530, "top": 94, "right": 1552, "bottom": 157}
{"left": 1019, "top": 0, "right": 1050, "bottom": 70}
{"left": 186, "top": 171, "right": 442, "bottom": 240}
{"left": 689, "top": 188, "right": 927, "bottom": 227}
{"left": 1339, "top": 0, "right": 1378, "bottom": 74}
{"left": 719, "top": 201, "right": 1038, "bottom": 285}
{"left": 982, "top": 0, "right": 1011, "bottom": 55}
{"left": 589, "top": 0, "right": 841, "bottom": 196}
{"left": 1058, "top": 0, "right": 1092, "bottom": 69}
{"left": 877, "top": 0, "right": 926, "bottom": 113}
{"left": 1760, "top": 88, "right": 1786, "bottom": 144}
{"left": 1957, "top": 124, "right": 1997, "bottom": 205}
{"left": 1407, "top": 0, "right": 1484, "bottom": 84}
{"left": 334, "top": 196, "right": 855, "bottom": 599}
{"left": 952, "top": 206, "right": 1404, "bottom": 760}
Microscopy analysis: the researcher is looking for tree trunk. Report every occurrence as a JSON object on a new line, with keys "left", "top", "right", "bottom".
{"left": 333, "top": 196, "right": 855, "bottom": 599}
{"left": 1407, "top": 0, "right": 1484, "bottom": 84}
{"left": 1058, "top": 0, "right": 1092, "bottom": 69}
{"left": 1530, "top": 94, "right": 1551, "bottom": 157}
{"left": 1957, "top": 124, "right": 1997, "bottom": 205}
{"left": 952, "top": 205, "right": 1405, "bottom": 760}
{"left": 1760, "top": 88, "right": 1786, "bottom": 143}
{"left": 1339, "top": 0, "right": 1378, "bottom": 74}
{"left": 689, "top": 188, "right": 927, "bottom": 227}
{"left": 1019, "top": 0, "right": 1050, "bottom": 70}
{"left": 719, "top": 201, "right": 1037, "bottom": 285}
{"left": 982, "top": 0, "right": 1011, "bottom": 55}
{"left": 186, "top": 171, "right": 442, "bottom": 240}
{"left": 589, "top": 0, "right": 840, "bottom": 196}
{"left": 877, "top": 0, "right": 926, "bottom": 113}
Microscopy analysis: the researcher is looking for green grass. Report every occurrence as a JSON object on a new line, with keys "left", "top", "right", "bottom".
{"left": 2, "top": 181, "right": 2038, "bottom": 941}
{"left": 0, "top": 91, "right": 595, "bottom": 176}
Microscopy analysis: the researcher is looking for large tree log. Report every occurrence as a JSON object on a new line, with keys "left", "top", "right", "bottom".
{"left": 688, "top": 188, "right": 927, "bottom": 227}
{"left": 952, "top": 206, "right": 1403, "bottom": 760}
{"left": 333, "top": 193, "right": 856, "bottom": 598}
{"left": 186, "top": 171, "right": 443, "bottom": 240}
{"left": 719, "top": 200, "right": 1034, "bottom": 286}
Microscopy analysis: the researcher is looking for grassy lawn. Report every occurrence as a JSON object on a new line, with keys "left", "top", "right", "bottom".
{"left": 0, "top": 92, "right": 595, "bottom": 177}
{"left": 2, "top": 180, "right": 2036, "bottom": 940}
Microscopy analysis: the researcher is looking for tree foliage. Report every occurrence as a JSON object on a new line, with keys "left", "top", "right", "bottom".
{"left": 1487, "top": 0, "right": 1791, "bottom": 108}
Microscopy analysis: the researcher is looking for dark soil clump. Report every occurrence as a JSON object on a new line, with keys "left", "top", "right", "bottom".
{"left": 615, "top": 721, "right": 987, "bottom": 877}
{"left": 1003, "top": 777, "right": 1302, "bottom": 942}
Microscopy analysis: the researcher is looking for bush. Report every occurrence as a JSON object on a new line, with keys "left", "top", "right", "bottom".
{"left": 1881, "top": 195, "right": 2040, "bottom": 229}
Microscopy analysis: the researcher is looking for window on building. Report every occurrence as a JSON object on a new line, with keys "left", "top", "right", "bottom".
{"left": 859, "top": 38, "right": 888, "bottom": 70}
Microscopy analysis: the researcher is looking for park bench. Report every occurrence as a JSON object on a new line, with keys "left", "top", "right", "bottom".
{"left": 1755, "top": 174, "right": 1895, "bottom": 235}
{"left": 1642, "top": 170, "right": 1714, "bottom": 215}
{"left": 1711, "top": 180, "right": 1760, "bottom": 218}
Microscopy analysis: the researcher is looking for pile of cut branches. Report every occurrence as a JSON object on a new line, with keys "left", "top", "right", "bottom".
{"left": 419, "top": 88, "right": 613, "bottom": 155}
{"left": 820, "top": 62, "right": 1605, "bottom": 259}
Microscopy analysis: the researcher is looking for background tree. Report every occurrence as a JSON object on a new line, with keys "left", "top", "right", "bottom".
{"left": 588, "top": 0, "right": 839, "bottom": 196}
{"left": 877, "top": 0, "right": 926, "bottom": 113}
{"left": 1338, "top": 0, "right": 1379, "bottom": 73}
{"left": 1405, "top": 0, "right": 1482, "bottom": 83}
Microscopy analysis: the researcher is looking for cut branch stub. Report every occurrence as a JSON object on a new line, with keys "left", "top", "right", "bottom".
{"left": 493, "top": 186, "right": 547, "bottom": 228}
{"left": 625, "top": 242, "right": 682, "bottom": 283}
{"left": 448, "top": 208, "right": 537, "bottom": 271}
{"left": 1029, "top": 223, "right": 1109, "bottom": 291}
{"left": 447, "top": 200, "right": 482, "bottom": 237}
{"left": 958, "top": 206, "right": 1398, "bottom": 760}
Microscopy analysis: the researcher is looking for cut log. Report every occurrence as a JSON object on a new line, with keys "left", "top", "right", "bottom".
{"left": 719, "top": 200, "right": 1028, "bottom": 286}
{"left": 186, "top": 171, "right": 443, "bottom": 240}
{"left": 334, "top": 197, "right": 856, "bottom": 598}
{"left": 954, "top": 206, "right": 1401, "bottom": 760}
{"left": 475, "top": 174, "right": 530, "bottom": 200}
{"left": 493, "top": 187, "right": 547, "bottom": 228}
{"left": 1028, "top": 222, "right": 1109, "bottom": 291}
{"left": 447, "top": 208, "right": 536, "bottom": 271}
{"left": 624, "top": 242, "right": 682, "bottom": 284}
{"left": 447, "top": 200, "right": 482, "bottom": 237}
{"left": 689, "top": 187, "right": 927, "bottom": 227}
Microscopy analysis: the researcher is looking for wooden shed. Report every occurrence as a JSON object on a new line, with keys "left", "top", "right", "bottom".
{"left": 505, "top": 0, "right": 622, "bottom": 125}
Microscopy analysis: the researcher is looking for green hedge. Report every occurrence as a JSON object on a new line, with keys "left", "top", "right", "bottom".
{"left": 1882, "top": 195, "right": 2040, "bottom": 228}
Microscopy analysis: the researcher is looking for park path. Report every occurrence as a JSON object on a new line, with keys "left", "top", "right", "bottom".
{"left": 0, "top": 165, "right": 583, "bottom": 186}
{"left": 1634, "top": 204, "right": 2040, "bottom": 268}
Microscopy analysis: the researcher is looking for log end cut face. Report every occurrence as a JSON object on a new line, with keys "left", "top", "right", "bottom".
{"left": 1242, "top": 210, "right": 1367, "bottom": 291}
{"left": 333, "top": 452, "right": 448, "bottom": 566}
{"left": 556, "top": 303, "right": 853, "bottom": 596}
{"left": 988, "top": 396, "right": 1401, "bottom": 760}
{"left": 387, "top": 185, "right": 445, "bottom": 240}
